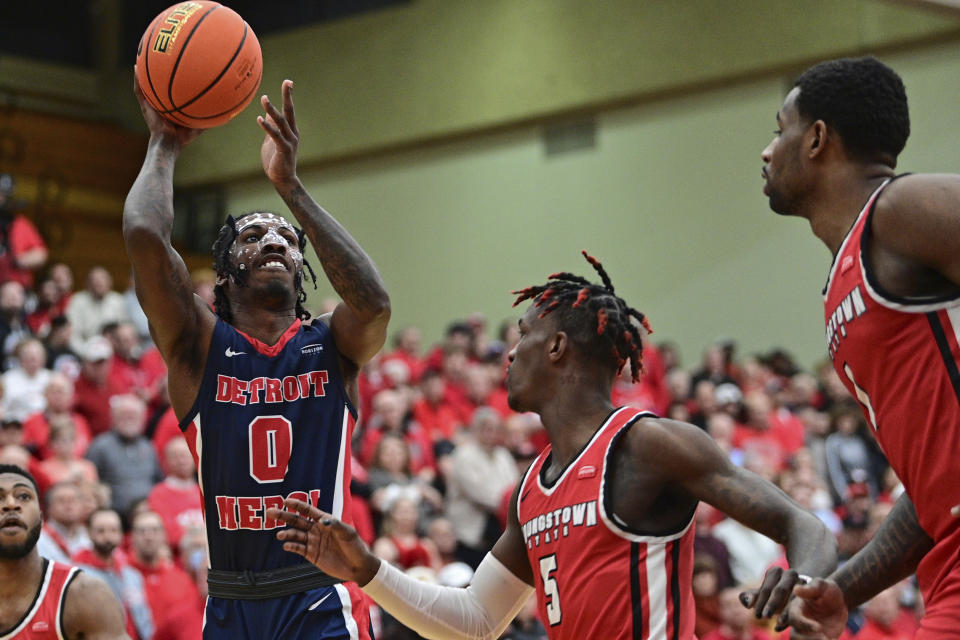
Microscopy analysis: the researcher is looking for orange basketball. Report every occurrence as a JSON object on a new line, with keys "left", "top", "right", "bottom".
{"left": 136, "top": 1, "right": 262, "bottom": 129}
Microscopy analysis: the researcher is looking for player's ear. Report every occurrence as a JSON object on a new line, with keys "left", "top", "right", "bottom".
{"left": 548, "top": 331, "right": 568, "bottom": 362}
{"left": 808, "top": 120, "right": 828, "bottom": 159}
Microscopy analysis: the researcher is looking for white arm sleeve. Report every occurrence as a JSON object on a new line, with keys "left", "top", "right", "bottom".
{"left": 361, "top": 552, "right": 535, "bottom": 640}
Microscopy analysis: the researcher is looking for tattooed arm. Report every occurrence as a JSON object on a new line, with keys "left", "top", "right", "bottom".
{"left": 785, "top": 493, "right": 932, "bottom": 639}
{"left": 257, "top": 80, "right": 390, "bottom": 371}
{"left": 122, "top": 78, "right": 216, "bottom": 417}
{"left": 836, "top": 493, "right": 931, "bottom": 605}
{"left": 628, "top": 419, "right": 837, "bottom": 627}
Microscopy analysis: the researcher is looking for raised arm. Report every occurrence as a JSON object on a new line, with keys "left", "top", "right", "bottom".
{"left": 62, "top": 571, "right": 131, "bottom": 640}
{"left": 257, "top": 80, "right": 390, "bottom": 369}
{"left": 631, "top": 418, "right": 837, "bottom": 626}
{"left": 122, "top": 78, "right": 215, "bottom": 413}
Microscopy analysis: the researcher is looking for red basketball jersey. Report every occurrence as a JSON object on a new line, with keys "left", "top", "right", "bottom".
{"left": 0, "top": 560, "right": 79, "bottom": 639}
{"left": 824, "top": 178, "right": 960, "bottom": 629}
{"left": 517, "top": 407, "right": 696, "bottom": 640}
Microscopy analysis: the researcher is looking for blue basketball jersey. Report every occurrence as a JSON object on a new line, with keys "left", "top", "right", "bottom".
{"left": 180, "top": 318, "right": 358, "bottom": 572}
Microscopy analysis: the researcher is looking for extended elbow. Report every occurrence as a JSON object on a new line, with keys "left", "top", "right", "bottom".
{"left": 122, "top": 217, "right": 168, "bottom": 254}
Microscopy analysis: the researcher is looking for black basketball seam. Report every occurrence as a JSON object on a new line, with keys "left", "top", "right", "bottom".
{"left": 175, "top": 63, "right": 261, "bottom": 122}
{"left": 166, "top": 3, "right": 221, "bottom": 113}
{"left": 168, "top": 21, "right": 250, "bottom": 119}
{"left": 141, "top": 16, "right": 169, "bottom": 112}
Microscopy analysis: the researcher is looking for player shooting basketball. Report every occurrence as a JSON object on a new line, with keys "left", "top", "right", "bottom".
{"left": 123, "top": 77, "right": 389, "bottom": 639}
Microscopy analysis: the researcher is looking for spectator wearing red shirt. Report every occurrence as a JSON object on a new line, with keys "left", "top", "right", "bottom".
{"left": 48, "top": 261, "right": 74, "bottom": 307}
{"left": 73, "top": 336, "right": 127, "bottom": 436}
{"left": 26, "top": 277, "right": 65, "bottom": 337}
{"left": 36, "top": 417, "right": 98, "bottom": 485}
{"left": 360, "top": 388, "right": 435, "bottom": 476}
{"left": 147, "top": 437, "right": 203, "bottom": 553}
{"left": 702, "top": 586, "right": 773, "bottom": 640}
{"left": 411, "top": 368, "right": 463, "bottom": 442}
{"left": 129, "top": 511, "right": 204, "bottom": 640}
{"left": 0, "top": 173, "right": 48, "bottom": 289}
{"left": 22, "top": 372, "right": 92, "bottom": 458}
{"left": 104, "top": 322, "right": 167, "bottom": 406}
{"left": 371, "top": 497, "right": 440, "bottom": 571}
{"left": 422, "top": 321, "right": 474, "bottom": 374}
{"left": 853, "top": 583, "right": 919, "bottom": 640}
{"left": 381, "top": 326, "right": 426, "bottom": 384}
{"left": 734, "top": 390, "right": 805, "bottom": 472}
{"left": 150, "top": 405, "right": 181, "bottom": 467}
{"left": 455, "top": 362, "right": 512, "bottom": 425}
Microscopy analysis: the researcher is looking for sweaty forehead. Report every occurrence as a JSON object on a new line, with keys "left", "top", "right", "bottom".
{"left": 236, "top": 213, "right": 296, "bottom": 233}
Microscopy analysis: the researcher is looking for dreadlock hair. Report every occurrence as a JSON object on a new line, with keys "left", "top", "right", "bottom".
{"left": 211, "top": 213, "right": 319, "bottom": 324}
{"left": 511, "top": 251, "right": 651, "bottom": 382}
{"left": 794, "top": 56, "right": 909, "bottom": 164}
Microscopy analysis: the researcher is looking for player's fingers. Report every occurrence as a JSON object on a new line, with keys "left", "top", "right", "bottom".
{"left": 752, "top": 566, "right": 783, "bottom": 617}
{"left": 793, "top": 578, "right": 827, "bottom": 600}
{"left": 783, "top": 608, "right": 823, "bottom": 637}
{"left": 739, "top": 589, "right": 758, "bottom": 609}
{"left": 761, "top": 569, "right": 800, "bottom": 618}
{"left": 261, "top": 93, "right": 293, "bottom": 139}
{"left": 284, "top": 497, "right": 319, "bottom": 518}
{"left": 282, "top": 541, "right": 307, "bottom": 557}
{"left": 281, "top": 79, "right": 298, "bottom": 136}
{"left": 265, "top": 507, "right": 308, "bottom": 529}
{"left": 276, "top": 528, "right": 308, "bottom": 543}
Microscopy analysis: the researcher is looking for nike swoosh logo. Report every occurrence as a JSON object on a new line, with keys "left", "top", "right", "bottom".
{"left": 520, "top": 488, "right": 533, "bottom": 502}
{"left": 225, "top": 347, "right": 246, "bottom": 357}
{"left": 308, "top": 591, "right": 334, "bottom": 611}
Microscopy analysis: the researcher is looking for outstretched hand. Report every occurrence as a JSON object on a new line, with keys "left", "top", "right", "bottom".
{"left": 132, "top": 69, "right": 203, "bottom": 149}
{"left": 266, "top": 498, "right": 381, "bottom": 586}
{"left": 258, "top": 79, "right": 299, "bottom": 186}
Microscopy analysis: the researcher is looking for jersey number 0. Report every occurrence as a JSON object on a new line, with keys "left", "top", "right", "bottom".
{"left": 248, "top": 416, "right": 293, "bottom": 483}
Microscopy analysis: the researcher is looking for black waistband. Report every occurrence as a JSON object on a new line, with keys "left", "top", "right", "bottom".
{"left": 207, "top": 563, "right": 342, "bottom": 600}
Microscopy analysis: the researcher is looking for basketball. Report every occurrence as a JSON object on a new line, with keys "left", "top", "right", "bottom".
{"left": 135, "top": 1, "right": 262, "bottom": 129}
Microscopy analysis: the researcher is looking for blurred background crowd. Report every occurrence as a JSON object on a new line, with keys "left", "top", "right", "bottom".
{"left": 0, "top": 170, "right": 918, "bottom": 640}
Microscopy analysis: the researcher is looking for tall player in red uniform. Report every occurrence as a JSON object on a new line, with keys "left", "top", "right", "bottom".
{"left": 265, "top": 253, "right": 836, "bottom": 639}
{"left": 0, "top": 465, "right": 128, "bottom": 639}
{"left": 759, "top": 56, "right": 960, "bottom": 638}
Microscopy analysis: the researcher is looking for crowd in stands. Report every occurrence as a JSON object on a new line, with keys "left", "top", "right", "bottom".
{"left": 0, "top": 179, "right": 920, "bottom": 639}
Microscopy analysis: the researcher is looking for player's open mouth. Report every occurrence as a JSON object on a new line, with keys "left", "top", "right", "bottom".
{"left": 0, "top": 518, "right": 26, "bottom": 532}
{"left": 260, "top": 260, "right": 288, "bottom": 271}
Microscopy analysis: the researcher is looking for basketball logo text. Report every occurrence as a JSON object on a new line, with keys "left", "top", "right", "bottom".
{"left": 153, "top": 2, "right": 203, "bottom": 54}
{"left": 826, "top": 285, "right": 868, "bottom": 359}
{"left": 216, "top": 489, "right": 322, "bottom": 531}
{"left": 521, "top": 500, "right": 597, "bottom": 548}
{"left": 215, "top": 371, "right": 329, "bottom": 405}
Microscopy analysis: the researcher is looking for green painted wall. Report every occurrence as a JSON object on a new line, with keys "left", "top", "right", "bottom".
{"left": 169, "top": 0, "right": 960, "bottom": 184}
{"left": 217, "top": 40, "right": 960, "bottom": 369}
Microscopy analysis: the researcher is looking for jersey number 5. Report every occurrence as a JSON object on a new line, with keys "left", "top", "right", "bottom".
{"left": 539, "top": 554, "right": 562, "bottom": 626}
{"left": 249, "top": 416, "right": 293, "bottom": 483}
{"left": 843, "top": 363, "right": 878, "bottom": 431}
